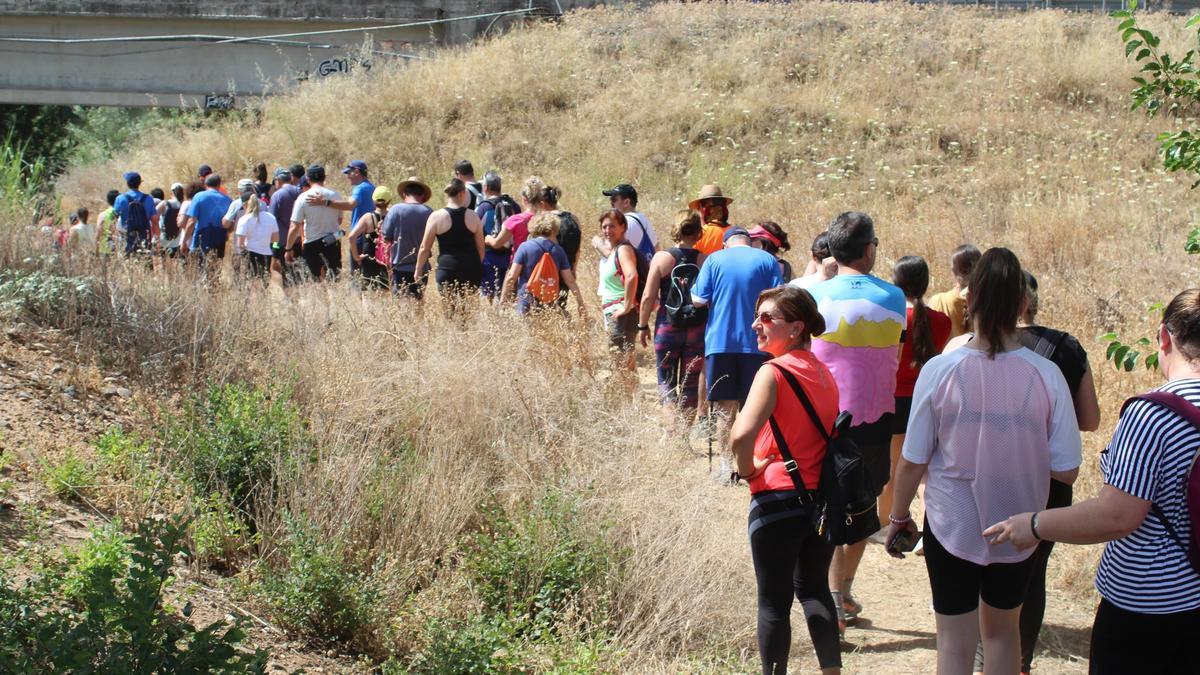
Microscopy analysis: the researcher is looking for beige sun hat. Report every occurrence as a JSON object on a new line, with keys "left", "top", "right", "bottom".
{"left": 688, "top": 184, "right": 734, "bottom": 210}
{"left": 396, "top": 176, "right": 432, "bottom": 204}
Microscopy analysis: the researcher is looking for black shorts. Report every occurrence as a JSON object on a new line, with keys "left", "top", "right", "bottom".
{"left": 391, "top": 268, "right": 426, "bottom": 300}
{"left": 922, "top": 520, "right": 1037, "bottom": 615}
{"left": 1089, "top": 599, "right": 1200, "bottom": 674}
{"left": 846, "top": 416, "right": 893, "bottom": 496}
{"left": 302, "top": 239, "right": 342, "bottom": 280}
{"left": 706, "top": 353, "right": 768, "bottom": 406}
{"left": 891, "top": 396, "right": 913, "bottom": 434}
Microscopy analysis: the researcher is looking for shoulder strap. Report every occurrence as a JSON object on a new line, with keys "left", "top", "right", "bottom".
{"left": 770, "top": 362, "right": 833, "bottom": 442}
{"left": 767, "top": 416, "right": 813, "bottom": 492}
{"left": 1120, "top": 391, "right": 1200, "bottom": 553}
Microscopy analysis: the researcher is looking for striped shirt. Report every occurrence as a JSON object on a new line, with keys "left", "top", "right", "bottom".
{"left": 1095, "top": 378, "right": 1200, "bottom": 614}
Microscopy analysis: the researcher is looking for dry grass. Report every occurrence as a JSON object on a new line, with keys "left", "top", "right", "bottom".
{"left": 30, "top": 0, "right": 1200, "bottom": 670}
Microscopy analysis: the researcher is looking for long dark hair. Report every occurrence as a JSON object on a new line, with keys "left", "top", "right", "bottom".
{"left": 893, "top": 256, "right": 935, "bottom": 369}
{"left": 967, "top": 248, "right": 1026, "bottom": 359}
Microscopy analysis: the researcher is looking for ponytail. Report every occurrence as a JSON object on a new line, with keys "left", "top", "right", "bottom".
{"left": 910, "top": 296, "right": 935, "bottom": 368}
{"left": 893, "top": 256, "right": 935, "bottom": 368}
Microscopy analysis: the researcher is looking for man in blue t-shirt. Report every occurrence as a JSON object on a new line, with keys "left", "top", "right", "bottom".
{"left": 182, "top": 174, "right": 234, "bottom": 258}
{"left": 112, "top": 171, "right": 159, "bottom": 255}
{"left": 692, "top": 227, "right": 783, "bottom": 471}
{"left": 307, "top": 159, "right": 374, "bottom": 272}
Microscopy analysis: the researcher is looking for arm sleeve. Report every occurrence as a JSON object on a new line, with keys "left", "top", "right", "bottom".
{"left": 1045, "top": 367, "right": 1083, "bottom": 472}
{"left": 901, "top": 358, "right": 943, "bottom": 464}
{"left": 554, "top": 245, "right": 571, "bottom": 271}
{"left": 692, "top": 260, "right": 712, "bottom": 302}
{"left": 234, "top": 215, "right": 247, "bottom": 236}
{"left": 290, "top": 198, "right": 305, "bottom": 224}
{"left": 184, "top": 199, "right": 196, "bottom": 218}
{"left": 1104, "top": 401, "right": 1165, "bottom": 502}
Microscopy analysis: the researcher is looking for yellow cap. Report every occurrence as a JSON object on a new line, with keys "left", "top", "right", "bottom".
{"left": 372, "top": 186, "right": 394, "bottom": 204}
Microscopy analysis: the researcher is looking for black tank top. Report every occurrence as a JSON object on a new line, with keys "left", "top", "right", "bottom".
{"left": 659, "top": 247, "right": 701, "bottom": 307}
{"left": 436, "top": 206, "right": 480, "bottom": 271}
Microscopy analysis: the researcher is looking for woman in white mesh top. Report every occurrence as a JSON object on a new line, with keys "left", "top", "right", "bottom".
{"left": 883, "top": 248, "right": 1082, "bottom": 675}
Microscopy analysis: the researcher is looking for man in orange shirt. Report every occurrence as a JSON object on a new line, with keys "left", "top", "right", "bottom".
{"left": 690, "top": 185, "right": 734, "bottom": 255}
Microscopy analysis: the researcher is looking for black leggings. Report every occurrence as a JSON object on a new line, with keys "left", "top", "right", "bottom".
{"left": 750, "top": 513, "right": 841, "bottom": 673}
{"left": 974, "top": 479, "right": 1073, "bottom": 672}
{"left": 1089, "top": 599, "right": 1200, "bottom": 674}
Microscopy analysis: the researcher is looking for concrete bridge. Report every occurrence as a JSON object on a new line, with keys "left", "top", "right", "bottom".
{"left": 0, "top": 1, "right": 607, "bottom": 109}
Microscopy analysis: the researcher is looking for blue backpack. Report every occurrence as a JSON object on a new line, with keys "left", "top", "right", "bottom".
{"left": 122, "top": 191, "right": 152, "bottom": 232}
{"left": 626, "top": 213, "right": 656, "bottom": 263}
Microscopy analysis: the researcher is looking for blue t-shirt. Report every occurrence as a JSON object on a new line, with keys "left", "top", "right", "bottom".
{"left": 185, "top": 189, "right": 233, "bottom": 250}
{"left": 692, "top": 245, "right": 782, "bottom": 355}
{"left": 113, "top": 190, "right": 156, "bottom": 232}
{"left": 351, "top": 180, "right": 375, "bottom": 247}
{"left": 512, "top": 237, "right": 571, "bottom": 314}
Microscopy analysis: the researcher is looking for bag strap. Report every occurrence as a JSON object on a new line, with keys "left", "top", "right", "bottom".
{"left": 1120, "top": 391, "right": 1200, "bottom": 554}
{"left": 767, "top": 415, "right": 813, "bottom": 492}
{"left": 770, "top": 362, "right": 833, "bottom": 442}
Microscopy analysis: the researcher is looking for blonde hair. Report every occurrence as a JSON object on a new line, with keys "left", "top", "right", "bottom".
{"left": 243, "top": 193, "right": 261, "bottom": 218}
{"left": 671, "top": 209, "right": 702, "bottom": 242}
{"left": 520, "top": 176, "right": 546, "bottom": 205}
{"left": 529, "top": 211, "right": 559, "bottom": 238}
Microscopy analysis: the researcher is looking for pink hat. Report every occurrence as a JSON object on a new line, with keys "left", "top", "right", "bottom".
{"left": 747, "top": 225, "right": 781, "bottom": 249}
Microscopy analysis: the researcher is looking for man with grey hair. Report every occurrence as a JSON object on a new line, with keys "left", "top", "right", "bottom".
{"left": 476, "top": 171, "right": 520, "bottom": 301}
{"left": 807, "top": 210, "right": 906, "bottom": 632}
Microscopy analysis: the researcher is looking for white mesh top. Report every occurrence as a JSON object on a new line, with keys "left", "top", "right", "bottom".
{"left": 902, "top": 346, "right": 1082, "bottom": 565}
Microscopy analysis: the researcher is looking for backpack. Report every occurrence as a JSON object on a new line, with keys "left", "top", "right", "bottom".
{"left": 767, "top": 362, "right": 880, "bottom": 546}
{"left": 487, "top": 195, "right": 521, "bottom": 241}
{"left": 526, "top": 240, "right": 561, "bottom": 305}
{"left": 372, "top": 213, "right": 392, "bottom": 267}
{"left": 161, "top": 198, "right": 181, "bottom": 240}
{"left": 123, "top": 191, "right": 152, "bottom": 233}
{"left": 1119, "top": 391, "right": 1200, "bottom": 573}
{"left": 663, "top": 248, "right": 707, "bottom": 327}
{"left": 556, "top": 211, "right": 581, "bottom": 267}
{"left": 615, "top": 242, "right": 650, "bottom": 309}
{"left": 465, "top": 181, "right": 483, "bottom": 210}
{"left": 626, "top": 212, "right": 656, "bottom": 263}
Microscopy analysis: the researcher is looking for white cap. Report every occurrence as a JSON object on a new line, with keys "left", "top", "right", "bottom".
{"left": 170, "top": 182, "right": 184, "bottom": 191}
{"left": 237, "top": 178, "right": 254, "bottom": 191}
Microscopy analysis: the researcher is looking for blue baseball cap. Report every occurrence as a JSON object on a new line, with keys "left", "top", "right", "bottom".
{"left": 123, "top": 171, "right": 141, "bottom": 186}
{"left": 723, "top": 226, "right": 750, "bottom": 242}
{"left": 342, "top": 159, "right": 368, "bottom": 174}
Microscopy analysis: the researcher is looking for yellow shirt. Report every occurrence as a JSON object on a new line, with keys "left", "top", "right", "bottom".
{"left": 929, "top": 288, "right": 968, "bottom": 338}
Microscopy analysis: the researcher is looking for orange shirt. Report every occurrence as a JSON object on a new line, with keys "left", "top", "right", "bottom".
{"left": 749, "top": 350, "right": 840, "bottom": 493}
{"left": 695, "top": 222, "right": 729, "bottom": 256}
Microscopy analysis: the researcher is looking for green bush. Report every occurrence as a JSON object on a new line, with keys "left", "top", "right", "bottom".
{"left": 42, "top": 448, "right": 97, "bottom": 501}
{"left": 465, "top": 492, "right": 615, "bottom": 634}
{"left": 164, "top": 382, "right": 309, "bottom": 516}
{"left": 0, "top": 270, "right": 92, "bottom": 325}
{"left": 0, "top": 516, "right": 268, "bottom": 673}
{"left": 255, "top": 513, "right": 380, "bottom": 651}
{"left": 190, "top": 492, "right": 254, "bottom": 569}
{"left": 400, "top": 614, "right": 520, "bottom": 675}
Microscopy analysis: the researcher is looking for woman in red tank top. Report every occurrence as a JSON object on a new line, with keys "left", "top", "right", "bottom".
{"left": 730, "top": 285, "right": 843, "bottom": 674}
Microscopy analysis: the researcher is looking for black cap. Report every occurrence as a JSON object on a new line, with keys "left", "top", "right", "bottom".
{"left": 602, "top": 183, "right": 637, "bottom": 200}
{"left": 307, "top": 164, "right": 326, "bottom": 182}
{"left": 198, "top": 164, "right": 213, "bottom": 177}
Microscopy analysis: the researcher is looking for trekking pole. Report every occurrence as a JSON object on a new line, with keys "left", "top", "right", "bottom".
{"left": 707, "top": 399, "right": 714, "bottom": 473}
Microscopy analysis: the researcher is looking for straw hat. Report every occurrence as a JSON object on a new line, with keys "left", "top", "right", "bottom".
{"left": 396, "top": 176, "right": 432, "bottom": 204}
{"left": 688, "top": 184, "right": 733, "bottom": 210}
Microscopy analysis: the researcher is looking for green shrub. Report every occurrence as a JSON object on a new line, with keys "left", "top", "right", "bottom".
{"left": 190, "top": 492, "right": 254, "bottom": 569}
{"left": 465, "top": 492, "right": 615, "bottom": 634}
{"left": 164, "top": 382, "right": 309, "bottom": 515}
{"left": 255, "top": 513, "right": 380, "bottom": 651}
{"left": 0, "top": 516, "right": 268, "bottom": 673}
{"left": 42, "top": 448, "right": 97, "bottom": 501}
{"left": 0, "top": 270, "right": 92, "bottom": 324}
{"left": 401, "top": 614, "right": 520, "bottom": 675}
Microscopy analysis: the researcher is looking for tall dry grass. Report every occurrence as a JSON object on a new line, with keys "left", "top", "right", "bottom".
{"left": 31, "top": 0, "right": 1200, "bottom": 669}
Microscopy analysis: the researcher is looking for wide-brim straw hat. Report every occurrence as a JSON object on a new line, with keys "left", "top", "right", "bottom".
{"left": 688, "top": 184, "right": 734, "bottom": 210}
{"left": 396, "top": 176, "right": 432, "bottom": 204}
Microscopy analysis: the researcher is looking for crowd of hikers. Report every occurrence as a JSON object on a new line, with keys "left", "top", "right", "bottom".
{"left": 58, "top": 159, "right": 1200, "bottom": 675}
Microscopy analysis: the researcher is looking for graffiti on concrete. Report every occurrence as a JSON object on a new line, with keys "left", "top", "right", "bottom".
{"left": 204, "top": 94, "right": 235, "bottom": 110}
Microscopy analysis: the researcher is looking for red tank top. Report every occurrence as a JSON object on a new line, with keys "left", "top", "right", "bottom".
{"left": 749, "top": 350, "right": 840, "bottom": 494}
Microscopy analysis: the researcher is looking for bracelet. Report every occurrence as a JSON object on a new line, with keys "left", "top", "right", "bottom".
{"left": 637, "top": 325, "right": 649, "bottom": 331}
{"left": 1030, "top": 512, "right": 1042, "bottom": 541}
{"left": 888, "top": 513, "right": 912, "bottom": 526}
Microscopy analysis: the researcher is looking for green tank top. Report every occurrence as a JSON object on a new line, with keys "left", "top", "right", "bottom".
{"left": 599, "top": 245, "right": 628, "bottom": 316}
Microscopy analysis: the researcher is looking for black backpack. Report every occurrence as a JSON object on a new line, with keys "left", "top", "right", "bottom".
{"left": 161, "top": 198, "right": 181, "bottom": 240}
{"left": 615, "top": 242, "right": 650, "bottom": 308}
{"left": 663, "top": 248, "right": 707, "bottom": 327}
{"left": 767, "top": 362, "right": 880, "bottom": 546}
{"left": 123, "top": 191, "right": 152, "bottom": 233}
{"left": 556, "top": 211, "right": 581, "bottom": 267}
{"left": 486, "top": 195, "right": 521, "bottom": 240}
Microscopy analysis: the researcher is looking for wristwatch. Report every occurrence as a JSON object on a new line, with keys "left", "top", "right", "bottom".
{"left": 637, "top": 325, "right": 649, "bottom": 331}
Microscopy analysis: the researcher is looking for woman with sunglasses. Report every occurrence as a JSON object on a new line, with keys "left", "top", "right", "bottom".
{"left": 348, "top": 185, "right": 393, "bottom": 290}
{"left": 730, "top": 284, "right": 842, "bottom": 675}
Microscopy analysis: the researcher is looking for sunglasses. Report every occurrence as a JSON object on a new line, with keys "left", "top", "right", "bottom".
{"left": 755, "top": 311, "right": 786, "bottom": 325}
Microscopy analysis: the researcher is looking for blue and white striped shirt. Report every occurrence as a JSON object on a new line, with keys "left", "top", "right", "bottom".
{"left": 1095, "top": 378, "right": 1200, "bottom": 614}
